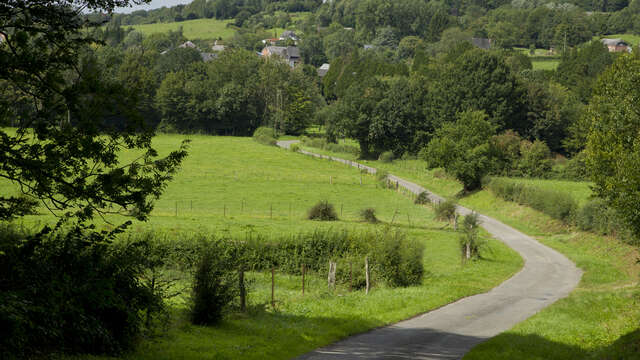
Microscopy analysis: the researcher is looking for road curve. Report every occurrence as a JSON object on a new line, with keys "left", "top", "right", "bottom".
{"left": 277, "top": 140, "right": 583, "bottom": 360}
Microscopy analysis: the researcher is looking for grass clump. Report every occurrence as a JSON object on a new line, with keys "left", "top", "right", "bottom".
{"left": 191, "top": 246, "right": 238, "bottom": 325}
{"left": 378, "top": 151, "right": 394, "bottom": 163}
{"left": 414, "top": 191, "right": 431, "bottom": 205}
{"left": 289, "top": 143, "right": 300, "bottom": 152}
{"left": 459, "top": 212, "right": 487, "bottom": 261}
{"left": 359, "top": 208, "right": 379, "bottom": 223}
{"left": 307, "top": 201, "right": 338, "bottom": 221}
{"left": 253, "top": 127, "right": 278, "bottom": 146}
{"left": 434, "top": 199, "right": 457, "bottom": 223}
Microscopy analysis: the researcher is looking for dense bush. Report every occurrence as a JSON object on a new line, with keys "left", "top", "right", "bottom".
{"left": 434, "top": 200, "right": 457, "bottom": 223}
{"left": 360, "top": 208, "right": 379, "bottom": 223}
{"left": 252, "top": 126, "right": 278, "bottom": 146}
{"left": 414, "top": 191, "right": 431, "bottom": 205}
{"left": 300, "top": 137, "right": 360, "bottom": 156}
{"left": 307, "top": 201, "right": 338, "bottom": 221}
{"left": 190, "top": 245, "right": 239, "bottom": 325}
{"left": 488, "top": 178, "right": 577, "bottom": 222}
{"left": 575, "top": 199, "right": 630, "bottom": 237}
{"left": 378, "top": 151, "right": 394, "bottom": 163}
{"left": 459, "top": 212, "right": 487, "bottom": 261}
{"left": 0, "top": 224, "right": 161, "bottom": 359}
{"left": 186, "top": 228, "right": 424, "bottom": 289}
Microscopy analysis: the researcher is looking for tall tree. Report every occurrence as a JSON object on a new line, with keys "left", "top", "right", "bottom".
{"left": 0, "top": 0, "right": 187, "bottom": 221}
{"left": 585, "top": 55, "right": 640, "bottom": 243}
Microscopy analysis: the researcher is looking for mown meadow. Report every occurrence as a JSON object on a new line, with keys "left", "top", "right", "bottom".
{"left": 123, "top": 12, "right": 310, "bottom": 41}
{"left": 0, "top": 134, "right": 524, "bottom": 359}
{"left": 300, "top": 141, "right": 640, "bottom": 359}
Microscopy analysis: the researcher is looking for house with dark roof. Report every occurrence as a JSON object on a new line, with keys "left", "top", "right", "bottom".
{"left": 280, "top": 30, "right": 299, "bottom": 42}
{"left": 601, "top": 38, "right": 632, "bottom": 53}
{"left": 261, "top": 46, "right": 301, "bottom": 67}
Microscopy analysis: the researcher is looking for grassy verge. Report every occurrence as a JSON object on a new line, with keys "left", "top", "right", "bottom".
{"left": 299, "top": 142, "right": 640, "bottom": 359}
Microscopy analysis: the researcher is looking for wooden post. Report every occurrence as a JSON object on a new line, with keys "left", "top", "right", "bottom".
{"left": 239, "top": 270, "right": 246, "bottom": 312}
{"left": 271, "top": 267, "right": 275, "bottom": 308}
{"left": 454, "top": 214, "right": 458, "bottom": 231}
{"left": 391, "top": 209, "right": 399, "bottom": 224}
{"left": 466, "top": 243, "right": 471, "bottom": 260}
{"left": 365, "top": 257, "right": 370, "bottom": 295}
{"left": 349, "top": 262, "right": 353, "bottom": 292}
{"left": 330, "top": 176, "right": 333, "bottom": 185}
{"left": 301, "top": 264, "right": 305, "bottom": 295}
{"left": 328, "top": 261, "right": 336, "bottom": 290}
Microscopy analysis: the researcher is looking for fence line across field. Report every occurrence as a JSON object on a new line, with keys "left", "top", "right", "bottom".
{"left": 158, "top": 197, "right": 427, "bottom": 225}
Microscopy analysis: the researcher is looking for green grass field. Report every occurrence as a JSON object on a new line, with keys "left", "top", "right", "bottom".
{"left": 1, "top": 134, "right": 524, "bottom": 359}
{"left": 300, "top": 141, "right": 640, "bottom": 359}
{"left": 124, "top": 12, "right": 310, "bottom": 41}
{"left": 531, "top": 59, "right": 559, "bottom": 70}
{"left": 125, "top": 18, "right": 236, "bottom": 40}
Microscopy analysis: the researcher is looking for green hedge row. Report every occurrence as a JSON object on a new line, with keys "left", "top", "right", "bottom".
{"left": 487, "top": 178, "right": 577, "bottom": 222}
{"left": 487, "top": 178, "right": 630, "bottom": 238}
{"left": 139, "top": 227, "right": 425, "bottom": 288}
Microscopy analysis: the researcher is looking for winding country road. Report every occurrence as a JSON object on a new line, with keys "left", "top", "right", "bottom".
{"left": 277, "top": 140, "right": 583, "bottom": 360}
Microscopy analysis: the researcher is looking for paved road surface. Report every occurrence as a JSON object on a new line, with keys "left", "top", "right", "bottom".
{"left": 276, "top": 140, "right": 583, "bottom": 360}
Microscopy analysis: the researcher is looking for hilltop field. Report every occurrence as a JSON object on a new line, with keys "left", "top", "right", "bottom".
{"left": 122, "top": 12, "right": 309, "bottom": 41}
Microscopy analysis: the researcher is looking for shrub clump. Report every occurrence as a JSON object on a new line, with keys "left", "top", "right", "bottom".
{"left": 289, "top": 143, "right": 300, "bottom": 152}
{"left": 414, "top": 191, "right": 431, "bottom": 205}
{"left": 378, "top": 151, "right": 394, "bottom": 163}
{"left": 0, "top": 224, "right": 161, "bottom": 358}
{"left": 307, "top": 201, "right": 338, "bottom": 221}
{"left": 190, "top": 245, "right": 238, "bottom": 325}
{"left": 253, "top": 127, "right": 278, "bottom": 146}
{"left": 434, "top": 199, "right": 457, "bottom": 223}
{"left": 487, "top": 178, "right": 577, "bottom": 222}
{"left": 459, "top": 212, "right": 487, "bottom": 261}
{"left": 360, "top": 208, "right": 379, "bottom": 223}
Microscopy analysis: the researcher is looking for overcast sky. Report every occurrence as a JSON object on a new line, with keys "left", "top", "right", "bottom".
{"left": 115, "top": 0, "right": 194, "bottom": 14}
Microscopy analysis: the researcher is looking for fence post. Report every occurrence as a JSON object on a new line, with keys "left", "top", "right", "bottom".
{"left": 271, "top": 267, "right": 275, "bottom": 308}
{"left": 330, "top": 176, "right": 333, "bottom": 185}
{"left": 328, "top": 261, "right": 336, "bottom": 290}
{"left": 349, "top": 262, "right": 353, "bottom": 292}
{"left": 301, "top": 264, "right": 305, "bottom": 295}
{"left": 239, "top": 270, "right": 246, "bottom": 312}
{"left": 365, "top": 257, "right": 370, "bottom": 295}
